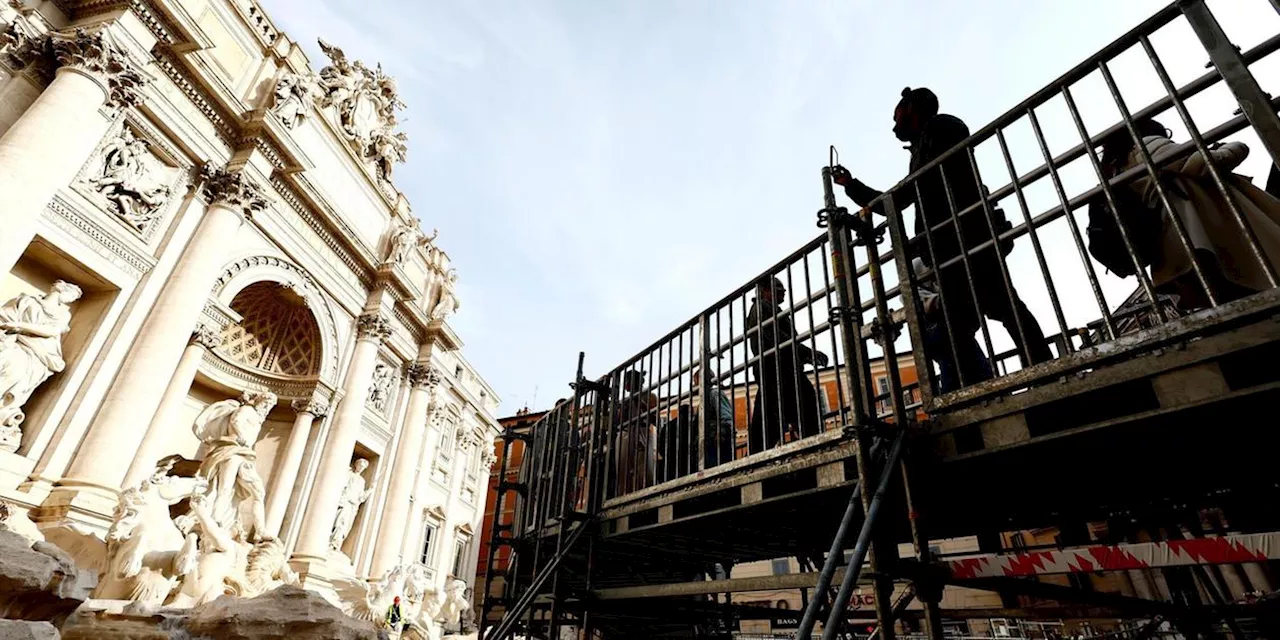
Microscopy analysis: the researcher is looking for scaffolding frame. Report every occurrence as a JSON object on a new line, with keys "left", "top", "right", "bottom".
{"left": 483, "top": 1, "right": 1280, "bottom": 638}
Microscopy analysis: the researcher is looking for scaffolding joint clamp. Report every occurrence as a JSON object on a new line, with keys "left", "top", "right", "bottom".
{"left": 868, "top": 314, "right": 904, "bottom": 348}
{"left": 816, "top": 205, "right": 849, "bottom": 229}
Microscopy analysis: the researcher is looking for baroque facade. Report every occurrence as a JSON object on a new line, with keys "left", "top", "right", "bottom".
{"left": 0, "top": 0, "right": 497, "bottom": 633}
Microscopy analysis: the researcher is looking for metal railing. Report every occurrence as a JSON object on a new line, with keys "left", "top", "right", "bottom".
{"left": 508, "top": 0, "right": 1280, "bottom": 514}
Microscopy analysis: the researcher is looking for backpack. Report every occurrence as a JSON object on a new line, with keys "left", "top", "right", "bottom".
{"left": 1086, "top": 171, "right": 1167, "bottom": 278}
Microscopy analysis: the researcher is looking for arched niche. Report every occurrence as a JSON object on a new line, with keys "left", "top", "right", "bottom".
{"left": 210, "top": 254, "right": 342, "bottom": 382}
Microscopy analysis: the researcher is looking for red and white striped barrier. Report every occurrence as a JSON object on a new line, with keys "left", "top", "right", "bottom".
{"left": 947, "top": 532, "right": 1280, "bottom": 579}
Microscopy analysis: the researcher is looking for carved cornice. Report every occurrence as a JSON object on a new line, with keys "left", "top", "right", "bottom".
{"left": 190, "top": 323, "right": 220, "bottom": 349}
{"left": 405, "top": 363, "right": 440, "bottom": 390}
{"left": 48, "top": 28, "right": 150, "bottom": 109}
{"left": 150, "top": 48, "right": 237, "bottom": 145}
{"left": 356, "top": 312, "right": 392, "bottom": 342}
{"left": 269, "top": 176, "right": 374, "bottom": 291}
{"left": 290, "top": 397, "right": 329, "bottom": 418}
{"left": 200, "top": 165, "right": 268, "bottom": 217}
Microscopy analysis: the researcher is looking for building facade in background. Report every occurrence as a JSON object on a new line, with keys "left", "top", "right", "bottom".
{"left": 0, "top": 0, "right": 499, "bottom": 621}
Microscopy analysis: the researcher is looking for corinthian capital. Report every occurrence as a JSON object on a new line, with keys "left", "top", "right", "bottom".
{"left": 291, "top": 398, "right": 330, "bottom": 418}
{"left": 406, "top": 363, "right": 441, "bottom": 390}
{"left": 356, "top": 312, "right": 392, "bottom": 342}
{"left": 48, "top": 28, "right": 149, "bottom": 109}
{"left": 190, "top": 323, "right": 221, "bottom": 350}
{"left": 200, "top": 165, "right": 269, "bottom": 218}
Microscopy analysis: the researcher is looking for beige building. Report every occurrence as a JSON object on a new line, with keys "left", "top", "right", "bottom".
{"left": 0, "top": 0, "right": 499, "bottom": 618}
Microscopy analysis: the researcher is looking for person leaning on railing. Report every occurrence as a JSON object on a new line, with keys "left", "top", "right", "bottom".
{"left": 830, "top": 87, "right": 1053, "bottom": 387}
{"left": 1102, "top": 118, "right": 1280, "bottom": 312}
{"left": 746, "top": 276, "right": 829, "bottom": 453}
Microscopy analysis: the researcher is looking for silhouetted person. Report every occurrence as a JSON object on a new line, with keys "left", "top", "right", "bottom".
{"left": 833, "top": 87, "right": 1052, "bottom": 385}
{"left": 746, "top": 277, "right": 827, "bottom": 454}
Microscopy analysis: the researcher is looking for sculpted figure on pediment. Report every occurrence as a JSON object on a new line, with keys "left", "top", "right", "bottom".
{"left": 385, "top": 220, "right": 437, "bottom": 267}
{"left": 316, "top": 38, "right": 409, "bottom": 185}
{"left": 87, "top": 127, "right": 171, "bottom": 231}
{"left": 271, "top": 71, "right": 317, "bottom": 129}
{"left": 430, "top": 269, "right": 460, "bottom": 322}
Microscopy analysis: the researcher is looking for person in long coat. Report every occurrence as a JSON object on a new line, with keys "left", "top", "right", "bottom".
{"left": 1117, "top": 120, "right": 1280, "bottom": 310}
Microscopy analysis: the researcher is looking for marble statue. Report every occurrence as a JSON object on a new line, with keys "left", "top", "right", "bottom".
{"left": 0, "top": 280, "right": 81, "bottom": 453}
{"left": 95, "top": 456, "right": 206, "bottom": 605}
{"left": 430, "top": 270, "right": 459, "bottom": 322}
{"left": 191, "top": 390, "right": 277, "bottom": 543}
{"left": 271, "top": 71, "right": 316, "bottom": 129}
{"left": 329, "top": 458, "right": 373, "bottom": 550}
{"left": 369, "top": 127, "right": 408, "bottom": 184}
{"left": 437, "top": 578, "right": 470, "bottom": 628}
{"left": 87, "top": 128, "right": 171, "bottom": 230}
{"left": 385, "top": 221, "right": 437, "bottom": 267}
{"left": 368, "top": 362, "right": 396, "bottom": 413}
{"left": 89, "top": 390, "right": 300, "bottom": 608}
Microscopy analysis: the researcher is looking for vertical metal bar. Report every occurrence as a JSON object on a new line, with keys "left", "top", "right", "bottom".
{"left": 857, "top": 198, "right": 910, "bottom": 639}
{"left": 995, "top": 128, "right": 1072, "bottom": 352}
{"left": 794, "top": 480, "right": 865, "bottom": 637}
{"left": 727, "top": 300, "right": 738, "bottom": 457}
{"left": 822, "top": 431, "right": 906, "bottom": 640}
{"left": 1061, "top": 84, "right": 1175, "bottom": 317}
{"left": 822, "top": 166, "right": 893, "bottom": 640}
{"left": 674, "top": 329, "right": 685, "bottom": 480}
{"left": 1027, "top": 107, "right": 1119, "bottom": 338}
{"left": 480, "top": 433, "right": 516, "bottom": 638}
{"left": 784, "top": 263, "right": 806, "bottom": 441}
{"left": 698, "top": 313, "right": 710, "bottom": 472}
{"left": 899, "top": 458, "right": 945, "bottom": 640}
{"left": 937, "top": 165, "right": 999, "bottom": 373}
{"left": 603, "top": 370, "right": 621, "bottom": 503}
{"left": 913, "top": 182, "right": 967, "bottom": 393}
{"left": 548, "top": 354, "right": 588, "bottom": 640}
{"left": 1137, "top": 38, "right": 1280, "bottom": 288}
{"left": 1181, "top": 0, "right": 1280, "bottom": 168}
{"left": 767, "top": 272, "right": 786, "bottom": 450}
{"left": 802, "top": 254, "right": 827, "bottom": 431}
{"left": 966, "top": 148, "right": 1035, "bottom": 366}
{"left": 820, "top": 238, "right": 850, "bottom": 417}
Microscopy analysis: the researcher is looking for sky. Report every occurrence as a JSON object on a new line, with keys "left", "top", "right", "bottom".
{"left": 264, "top": 0, "right": 1280, "bottom": 414}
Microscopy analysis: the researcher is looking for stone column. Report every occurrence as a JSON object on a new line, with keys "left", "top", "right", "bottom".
{"left": 370, "top": 363, "right": 440, "bottom": 574}
{"left": 60, "top": 168, "right": 267, "bottom": 500}
{"left": 264, "top": 398, "right": 329, "bottom": 536}
{"left": 0, "top": 27, "right": 149, "bottom": 273}
{"left": 121, "top": 323, "right": 221, "bottom": 487}
{"left": 292, "top": 312, "right": 390, "bottom": 563}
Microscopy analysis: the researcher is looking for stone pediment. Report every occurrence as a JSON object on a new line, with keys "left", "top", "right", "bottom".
{"left": 423, "top": 504, "right": 446, "bottom": 521}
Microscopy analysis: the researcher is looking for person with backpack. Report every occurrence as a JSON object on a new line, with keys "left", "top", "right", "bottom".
{"left": 1097, "top": 118, "right": 1280, "bottom": 311}
{"left": 832, "top": 87, "right": 1052, "bottom": 388}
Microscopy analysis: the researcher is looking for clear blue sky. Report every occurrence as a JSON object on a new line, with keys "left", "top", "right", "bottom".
{"left": 266, "top": 0, "right": 1280, "bottom": 414}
